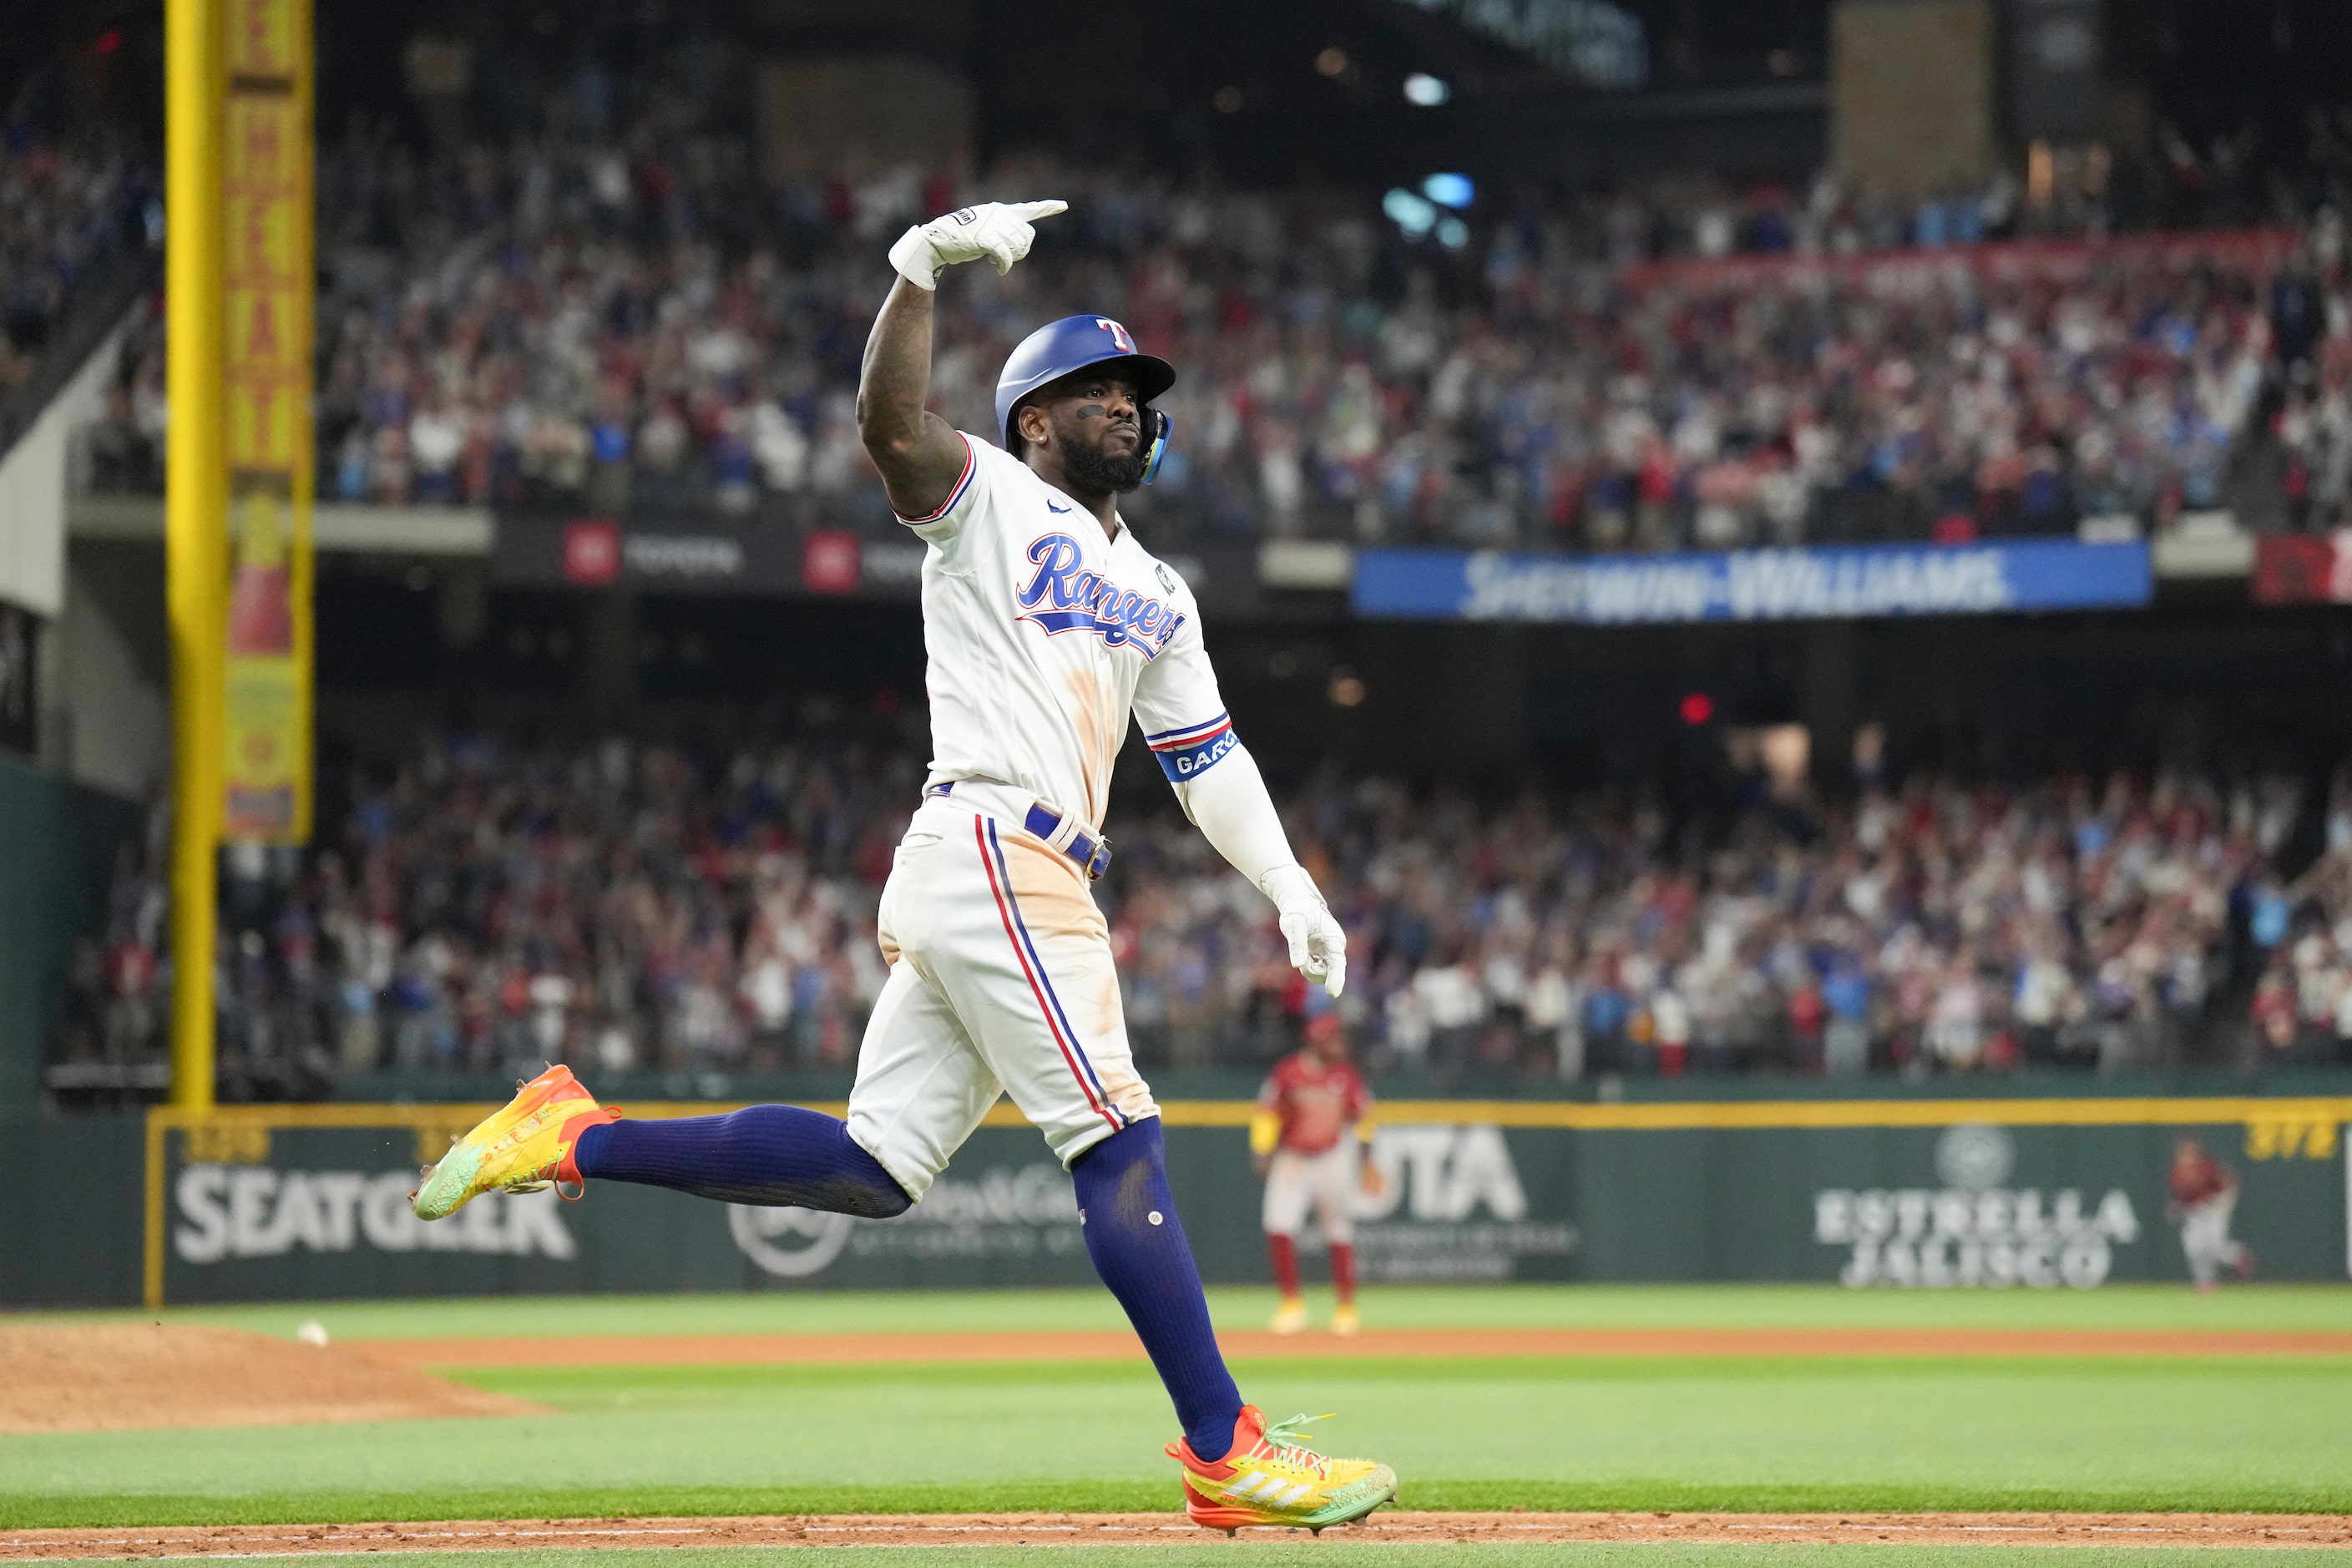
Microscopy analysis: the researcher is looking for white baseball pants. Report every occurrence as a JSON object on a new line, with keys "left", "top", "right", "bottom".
{"left": 2179, "top": 1194, "right": 2245, "bottom": 1287}
{"left": 1262, "top": 1143, "right": 1360, "bottom": 1245}
{"left": 846, "top": 795, "right": 1157, "bottom": 1200}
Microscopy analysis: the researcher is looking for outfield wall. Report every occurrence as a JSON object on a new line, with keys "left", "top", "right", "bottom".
{"left": 8, "top": 1097, "right": 2347, "bottom": 1306}
{"left": 0, "top": 756, "right": 144, "bottom": 1110}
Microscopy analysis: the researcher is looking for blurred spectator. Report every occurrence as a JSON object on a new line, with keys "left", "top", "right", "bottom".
{"left": 0, "top": 127, "right": 154, "bottom": 398}
{"left": 76, "top": 104, "right": 2352, "bottom": 553}
{"left": 79, "top": 721, "right": 2347, "bottom": 1091}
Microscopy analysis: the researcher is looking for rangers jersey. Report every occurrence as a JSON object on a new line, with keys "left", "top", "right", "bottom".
{"left": 901, "top": 433, "right": 1239, "bottom": 830}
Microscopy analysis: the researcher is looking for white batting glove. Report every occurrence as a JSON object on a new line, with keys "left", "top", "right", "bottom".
{"left": 888, "top": 199, "right": 1067, "bottom": 291}
{"left": 1260, "top": 864, "right": 1348, "bottom": 998}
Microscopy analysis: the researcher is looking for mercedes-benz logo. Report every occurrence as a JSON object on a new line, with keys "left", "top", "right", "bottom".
{"left": 727, "top": 1204, "right": 855, "bottom": 1277}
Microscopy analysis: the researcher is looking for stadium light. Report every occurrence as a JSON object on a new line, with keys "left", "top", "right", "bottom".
{"left": 1436, "top": 216, "right": 1470, "bottom": 249}
{"left": 1382, "top": 187, "right": 1439, "bottom": 238}
{"left": 1403, "top": 72, "right": 1450, "bottom": 105}
{"left": 1422, "top": 173, "right": 1475, "bottom": 210}
{"left": 1680, "top": 692, "right": 1715, "bottom": 726}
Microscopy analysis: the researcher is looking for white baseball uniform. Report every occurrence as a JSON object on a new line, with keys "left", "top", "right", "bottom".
{"left": 845, "top": 431, "right": 1242, "bottom": 1199}
{"left": 1262, "top": 1146, "right": 1362, "bottom": 1246}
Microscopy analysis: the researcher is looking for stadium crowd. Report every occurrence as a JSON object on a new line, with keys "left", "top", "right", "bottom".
{"left": 68, "top": 727, "right": 2352, "bottom": 1095}
{"left": 0, "top": 126, "right": 153, "bottom": 401}
{"left": 77, "top": 102, "right": 2352, "bottom": 550}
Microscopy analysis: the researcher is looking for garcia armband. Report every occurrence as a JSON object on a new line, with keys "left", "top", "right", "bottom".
{"left": 1146, "top": 711, "right": 1241, "bottom": 782}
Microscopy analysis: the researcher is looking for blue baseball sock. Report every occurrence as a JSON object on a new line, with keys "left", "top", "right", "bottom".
{"left": 1070, "top": 1118, "right": 1244, "bottom": 1461}
{"left": 572, "top": 1106, "right": 912, "bottom": 1218}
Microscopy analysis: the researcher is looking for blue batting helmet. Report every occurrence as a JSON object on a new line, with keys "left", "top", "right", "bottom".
{"left": 995, "top": 314, "right": 1178, "bottom": 483}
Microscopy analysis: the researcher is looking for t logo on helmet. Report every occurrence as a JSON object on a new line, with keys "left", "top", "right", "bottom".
{"left": 1095, "top": 318, "right": 1136, "bottom": 354}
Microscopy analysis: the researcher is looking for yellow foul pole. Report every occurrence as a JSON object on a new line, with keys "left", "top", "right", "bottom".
{"left": 166, "top": 0, "right": 225, "bottom": 1112}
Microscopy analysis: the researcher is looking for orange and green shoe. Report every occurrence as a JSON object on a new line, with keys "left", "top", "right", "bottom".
{"left": 1166, "top": 1405, "right": 1397, "bottom": 1535}
{"left": 411, "top": 1065, "right": 620, "bottom": 1221}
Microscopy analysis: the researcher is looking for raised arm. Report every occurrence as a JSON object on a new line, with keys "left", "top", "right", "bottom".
{"left": 857, "top": 199, "right": 1066, "bottom": 521}
{"left": 857, "top": 281, "right": 966, "bottom": 517}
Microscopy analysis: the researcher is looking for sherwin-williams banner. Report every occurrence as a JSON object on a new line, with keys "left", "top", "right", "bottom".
{"left": 84, "top": 1097, "right": 2349, "bottom": 1306}
{"left": 218, "top": 0, "right": 314, "bottom": 842}
{"left": 1353, "top": 541, "right": 2153, "bottom": 624}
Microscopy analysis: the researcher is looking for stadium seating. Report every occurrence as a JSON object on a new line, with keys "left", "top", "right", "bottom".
{"left": 74, "top": 114, "right": 2352, "bottom": 551}
{"left": 0, "top": 129, "right": 154, "bottom": 419}
{"left": 65, "top": 730, "right": 2352, "bottom": 1092}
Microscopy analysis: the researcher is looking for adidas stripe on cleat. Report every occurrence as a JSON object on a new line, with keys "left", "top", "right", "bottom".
{"left": 411, "top": 1064, "right": 620, "bottom": 1221}
{"left": 1166, "top": 1404, "right": 1396, "bottom": 1534}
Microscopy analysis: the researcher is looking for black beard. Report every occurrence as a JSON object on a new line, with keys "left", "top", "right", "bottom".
{"left": 1060, "top": 432, "right": 1148, "bottom": 494}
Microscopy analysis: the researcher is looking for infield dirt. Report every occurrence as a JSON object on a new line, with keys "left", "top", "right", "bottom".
{"left": 14, "top": 1322, "right": 2337, "bottom": 1434}
{"left": 4, "top": 1512, "right": 2349, "bottom": 1558}
{"left": 0, "top": 1326, "right": 541, "bottom": 1434}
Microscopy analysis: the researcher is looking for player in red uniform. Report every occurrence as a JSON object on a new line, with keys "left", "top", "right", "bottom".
{"left": 2167, "top": 1136, "right": 2252, "bottom": 1291}
{"left": 1252, "top": 1013, "right": 1382, "bottom": 1335}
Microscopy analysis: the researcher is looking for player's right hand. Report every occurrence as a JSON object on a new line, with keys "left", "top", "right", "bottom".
{"left": 888, "top": 200, "right": 1067, "bottom": 290}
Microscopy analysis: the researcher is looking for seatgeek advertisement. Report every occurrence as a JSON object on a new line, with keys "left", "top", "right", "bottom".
{"left": 1351, "top": 540, "right": 2154, "bottom": 625}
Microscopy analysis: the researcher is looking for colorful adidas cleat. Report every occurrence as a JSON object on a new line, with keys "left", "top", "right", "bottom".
{"left": 412, "top": 1065, "right": 620, "bottom": 1221}
{"left": 1269, "top": 1297, "right": 1309, "bottom": 1335}
{"left": 1166, "top": 1405, "right": 1397, "bottom": 1535}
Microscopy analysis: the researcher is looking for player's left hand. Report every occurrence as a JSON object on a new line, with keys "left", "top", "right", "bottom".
{"left": 1359, "top": 1161, "right": 1386, "bottom": 1198}
{"left": 1261, "top": 865, "right": 1347, "bottom": 997}
{"left": 888, "top": 199, "right": 1067, "bottom": 290}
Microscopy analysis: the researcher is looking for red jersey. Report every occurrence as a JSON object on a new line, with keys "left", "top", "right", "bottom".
{"left": 2169, "top": 1151, "right": 2233, "bottom": 1207}
{"left": 1258, "top": 1052, "right": 1371, "bottom": 1156}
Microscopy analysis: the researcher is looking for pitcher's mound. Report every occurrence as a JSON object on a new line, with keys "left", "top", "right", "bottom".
{"left": 0, "top": 1324, "right": 543, "bottom": 1434}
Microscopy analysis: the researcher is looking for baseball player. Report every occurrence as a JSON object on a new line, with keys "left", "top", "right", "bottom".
{"left": 1254, "top": 1012, "right": 1382, "bottom": 1337}
{"left": 2167, "top": 1136, "right": 2253, "bottom": 1291}
{"left": 411, "top": 199, "right": 1395, "bottom": 1535}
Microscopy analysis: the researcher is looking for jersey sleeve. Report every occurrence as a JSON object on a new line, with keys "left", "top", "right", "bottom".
{"left": 892, "top": 432, "right": 995, "bottom": 545}
{"left": 1130, "top": 575, "right": 1242, "bottom": 786}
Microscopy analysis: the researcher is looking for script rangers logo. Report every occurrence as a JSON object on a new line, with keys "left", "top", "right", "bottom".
{"left": 1016, "top": 533, "right": 1186, "bottom": 656}
{"left": 1096, "top": 317, "right": 1136, "bottom": 353}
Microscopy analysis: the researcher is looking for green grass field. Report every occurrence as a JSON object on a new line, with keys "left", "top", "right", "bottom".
{"left": 32, "top": 1281, "right": 2352, "bottom": 1338}
{"left": 6, "top": 1286, "right": 2351, "bottom": 1561}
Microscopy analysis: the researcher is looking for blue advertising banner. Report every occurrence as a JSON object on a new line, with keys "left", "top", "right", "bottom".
{"left": 1352, "top": 540, "right": 2153, "bottom": 625}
